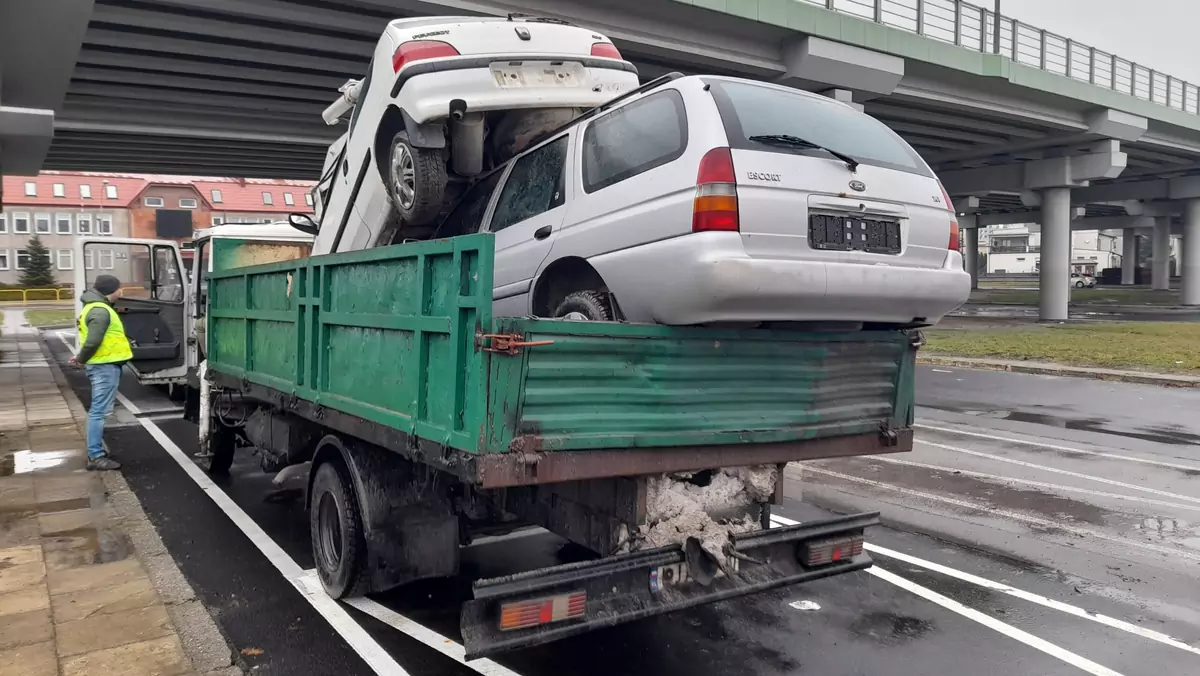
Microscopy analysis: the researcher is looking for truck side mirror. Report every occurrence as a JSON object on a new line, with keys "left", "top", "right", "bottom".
{"left": 288, "top": 213, "right": 319, "bottom": 236}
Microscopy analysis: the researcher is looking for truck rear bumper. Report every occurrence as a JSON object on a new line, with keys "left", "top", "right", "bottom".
{"left": 460, "top": 511, "right": 879, "bottom": 660}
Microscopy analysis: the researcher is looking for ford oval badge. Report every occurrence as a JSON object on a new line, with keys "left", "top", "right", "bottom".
{"left": 849, "top": 180, "right": 867, "bottom": 192}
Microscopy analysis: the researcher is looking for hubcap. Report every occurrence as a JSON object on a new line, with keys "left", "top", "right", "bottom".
{"left": 317, "top": 492, "right": 343, "bottom": 572}
{"left": 561, "top": 311, "right": 589, "bottom": 321}
{"left": 391, "top": 142, "right": 416, "bottom": 210}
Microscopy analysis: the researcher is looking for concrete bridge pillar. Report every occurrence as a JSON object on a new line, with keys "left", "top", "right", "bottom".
{"left": 1121, "top": 229, "right": 1138, "bottom": 285}
{"left": 1152, "top": 218, "right": 1172, "bottom": 290}
{"left": 960, "top": 214, "right": 980, "bottom": 290}
{"left": 1183, "top": 199, "right": 1200, "bottom": 305}
{"left": 1039, "top": 187, "right": 1072, "bottom": 321}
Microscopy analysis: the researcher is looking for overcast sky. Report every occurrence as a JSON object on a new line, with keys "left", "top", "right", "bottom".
{"left": 999, "top": 0, "right": 1200, "bottom": 84}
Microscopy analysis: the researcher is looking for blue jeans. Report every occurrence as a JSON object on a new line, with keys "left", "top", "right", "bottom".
{"left": 85, "top": 363, "right": 122, "bottom": 459}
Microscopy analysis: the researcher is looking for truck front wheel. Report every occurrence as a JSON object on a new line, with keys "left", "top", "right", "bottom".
{"left": 310, "top": 461, "right": 368, "bottom": 598}
{"left": 388, "top": 132, "right": 445, "bottom": 227}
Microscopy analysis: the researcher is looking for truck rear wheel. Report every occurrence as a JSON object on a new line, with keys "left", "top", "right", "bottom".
{"left": 388, "top": 132, "right": 446, "bottom": 227}
{"left": 310, "top": 461, "right": 368, "bottom": 598}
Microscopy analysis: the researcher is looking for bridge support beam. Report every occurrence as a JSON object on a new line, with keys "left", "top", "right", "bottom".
{"left": 1183, "top": 200, "right": 1200, "bottom": 305}
{"left": 1152, "top": 218, "right": 1172, "bottom": 290}
{"left": 962, "top": 217, "right": 980, "bottom": 290}
{"left": 1039, "top": 187, "right": 1072, "bottom": 322}
{"left": 1121, "top": 229, "right": 1138, "bottom": 285}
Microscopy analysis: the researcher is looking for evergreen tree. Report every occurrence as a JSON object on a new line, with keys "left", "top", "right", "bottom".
{"left": 19, "top": 235, "right": 56, "bottom": 288}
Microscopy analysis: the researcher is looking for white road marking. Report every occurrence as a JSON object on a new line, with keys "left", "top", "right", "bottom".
{"left": 788, "top": 600, "right": 821, "bottom": 611}
{"left": 915, "top": 422, "right": 1200, "bottom": 473}
{"left": 345, "top": 596, "right": 524, "bottom": 676}
{"left": 868, "top": 455, "right": 1200, "bottom": 513}
{"left": 868, "top": 566, "right": 1126, "bottom": 676}
{"left": 917, "top": 439, "right": 1200, "bottom": 505}
{"left": 794, "top": 466, "right": 1200, "bottom": 563}
{"left": 930, "top": 369, "right": 954, "bottom": 373}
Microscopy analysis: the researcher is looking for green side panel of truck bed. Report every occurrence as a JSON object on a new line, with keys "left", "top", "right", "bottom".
{"left": 207, "top": 234, "right": 916, "bottom": 457}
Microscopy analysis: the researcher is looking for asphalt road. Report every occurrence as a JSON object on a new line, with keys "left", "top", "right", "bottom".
{"left": 44, "top": 331, "right": 1200, "bottom": 676}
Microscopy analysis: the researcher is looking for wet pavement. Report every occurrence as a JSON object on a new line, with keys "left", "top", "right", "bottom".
{"left": 41, "top": 330, "right": 1200, "bottom": 676}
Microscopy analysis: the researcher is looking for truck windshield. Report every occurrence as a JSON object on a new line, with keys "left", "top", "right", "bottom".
{"left": 706, "top": 79, "right": 932, "bottom": 177}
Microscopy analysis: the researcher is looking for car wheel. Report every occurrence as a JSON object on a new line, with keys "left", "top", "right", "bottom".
{"left": 310, "top": 461, "right": 368, "bottom": 599}
{"left": 553, "top": 290, "right": 614, "bottom": 321}
{"left": 1075, "top": 281, "right": 1085, "bottom": 288}
{"left": 387, "top": 132, "right": 446, "bottom": 227}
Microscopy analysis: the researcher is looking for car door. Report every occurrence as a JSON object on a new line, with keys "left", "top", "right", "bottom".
{"left": 73, "top": 237, "right": 189, "bottom": 384}
{"left": 484, "top": 133, "right": 572, "bottom": 316}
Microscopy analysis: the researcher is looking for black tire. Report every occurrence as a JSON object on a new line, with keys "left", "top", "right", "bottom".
{"left": 387, "top": 131, "right": 446, "bottom": 226}
{"left": 553, "top": 290, "right": 614, "bottom": 321}
{"left": 206, "top": 424, "right": 236, "bottom": 475}
{"left": 1075, "top": 281, "right": 1085, "bottom": 288}
{"left": 310, "top": 461, "right": 368, "bottom": 599}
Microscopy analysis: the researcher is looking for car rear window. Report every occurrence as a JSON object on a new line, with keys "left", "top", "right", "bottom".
{"left": 706, "top": 79, "right": 932, "bottom": 177}
{"left": 582, "top": 90, "right": 687, "bottom": 193}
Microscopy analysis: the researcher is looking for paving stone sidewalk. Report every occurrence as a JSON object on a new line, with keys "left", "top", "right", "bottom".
{"left": 0, "top": 324, "right": 239, "bottom": 676}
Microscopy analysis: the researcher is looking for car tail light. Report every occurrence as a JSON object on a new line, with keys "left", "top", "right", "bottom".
{"left": 939, "top": 182, "right": 960, "bottom": 251}
{"left": 591, "top": 42, "right": 623, "bottom": 59}
{"left": 499, "top": 591, "right": 587, "bottom": 631}
{"left": 693, "top": 148, "right": 739, "bottom": 233}
{"left": 393, "top": 40, "right": 460, "bottom": 72}
{"left": 799, "top": 535, "right": 864, "bottom": 567}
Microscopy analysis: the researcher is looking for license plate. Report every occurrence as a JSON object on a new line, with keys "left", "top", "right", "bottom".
{"left": 490, "top": 61, "right": 586, "bottom": 88}
{"left": 808, "top": 215, "right": 901, "bottom": 254}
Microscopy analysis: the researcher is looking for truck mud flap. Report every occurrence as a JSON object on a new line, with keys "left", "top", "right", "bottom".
{"left": 460, "top": 511, "right": 879, "bottom": 660}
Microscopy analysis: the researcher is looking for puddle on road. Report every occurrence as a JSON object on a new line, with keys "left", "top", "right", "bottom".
{"left": 43, "top": 525, "right": 132, "bottom": 567}
{"left": 928, "top": 405, "right": 1200, "bottom": 446}
{"left": 849, "top": 612, "right": 934, "bottom": 645}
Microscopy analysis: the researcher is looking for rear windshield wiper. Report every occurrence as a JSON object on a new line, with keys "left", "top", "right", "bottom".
{"left": 748, "top": 134, "right": 860, "bottom": 173}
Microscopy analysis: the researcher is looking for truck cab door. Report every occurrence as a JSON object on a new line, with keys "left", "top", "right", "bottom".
{"left": 73, "top": 238, "right": 190, "bottom": 384}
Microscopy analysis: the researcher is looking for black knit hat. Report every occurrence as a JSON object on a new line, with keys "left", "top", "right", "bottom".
{"left": 93, "top": 275, "right": 121, "bottom": 295}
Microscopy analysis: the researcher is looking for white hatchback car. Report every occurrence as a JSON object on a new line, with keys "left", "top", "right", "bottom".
{"left": 312, "top": 15, "right": 640, "bottom": 252}
{"left": 427, "top": 73, "right": 971, "bottom": 327}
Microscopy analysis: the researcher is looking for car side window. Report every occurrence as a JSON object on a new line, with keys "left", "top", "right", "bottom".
{"left": 489, "top": 136, "right": 570, "bottom": 233}
{"left": 437, "top": 170, "right": 503, "bottom": 238}
{"left": 582, "top": 90, "right": 687, "bottom": 194}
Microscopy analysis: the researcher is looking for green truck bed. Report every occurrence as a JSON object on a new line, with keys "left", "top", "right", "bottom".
{"left": 206, "top": 234, "right": 916, "bottom": 486}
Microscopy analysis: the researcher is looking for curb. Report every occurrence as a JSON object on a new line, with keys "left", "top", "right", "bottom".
{"left": 918, "top": 354, "right": 1200, "bottom": 388}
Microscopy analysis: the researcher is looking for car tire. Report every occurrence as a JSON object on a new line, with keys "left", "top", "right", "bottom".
{"left": 387, "top": 132, "right": 446, "bottom": 227}
{"left": 1075, "top": 281, "right": 1085, "bottom": 288}
{"left": 310, "top": 461, "right": 369, "bottom": 599}
{"left": 553, "top": 290, "right": 614, "bottom": 321}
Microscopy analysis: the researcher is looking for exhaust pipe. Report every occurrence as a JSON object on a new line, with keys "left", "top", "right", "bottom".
{"left": 450, "top": 101, "right": 484, "bottom": 176}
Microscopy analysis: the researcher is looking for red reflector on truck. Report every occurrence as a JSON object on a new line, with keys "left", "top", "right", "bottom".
{"left": 499, "top": 591, "right": 587, "bottom": 631}
{"left": 799, "top": 535, "right": 864, "bottom": 567}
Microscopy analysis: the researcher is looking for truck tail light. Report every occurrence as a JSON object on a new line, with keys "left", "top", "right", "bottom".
{"left": 498, "top": 591, "right": 587, "bottom": 631}
{"left": 591, "top": 42, "right": 623, "bottom": 59}
{"left": 693, "top": 147, "right": 739, "bottom": 233}
{"left": 393, "top": 40, "right": 460, "bottom": 73}
{"left": 939, "top": 182, "right": 960, "bottom": 251}
{"left": 799, "top": 535, "right": 864, "bottom": 567}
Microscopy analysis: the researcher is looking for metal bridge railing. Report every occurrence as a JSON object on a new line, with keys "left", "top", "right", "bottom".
{"left": 805, "top": 0, "right": 1200, "bottom": 115}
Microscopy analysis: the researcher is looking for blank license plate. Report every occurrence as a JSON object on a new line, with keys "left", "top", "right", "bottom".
{"left": 809, "top": 215, "right": 901, "bottom": 254}
{"left": 490, "top": 61, "right": 586, "bottom": 88}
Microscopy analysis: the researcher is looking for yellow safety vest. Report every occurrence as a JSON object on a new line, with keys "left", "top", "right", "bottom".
{"left": 78, "top": 302, "right": 133, "bottom": 364}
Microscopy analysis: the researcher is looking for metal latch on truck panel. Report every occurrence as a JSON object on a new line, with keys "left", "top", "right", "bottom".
{"left": 476, "top": 333, "right": 554, "bottom": 356}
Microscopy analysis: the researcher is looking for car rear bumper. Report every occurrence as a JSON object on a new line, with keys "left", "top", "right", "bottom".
{"left": 393, "top": 56, "right": 640, "bottom": 123}
{"left": 591, "top": 232, "right": 972, "bottom": 325}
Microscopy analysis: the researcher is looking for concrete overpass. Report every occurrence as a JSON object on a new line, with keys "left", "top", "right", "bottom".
{"left": 2, "top": 0, "right": 1200, "bottom": 314}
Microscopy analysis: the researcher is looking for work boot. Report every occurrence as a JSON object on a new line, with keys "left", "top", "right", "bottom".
{"left": 86, "top": 455, "right": 122, "bottom": 471}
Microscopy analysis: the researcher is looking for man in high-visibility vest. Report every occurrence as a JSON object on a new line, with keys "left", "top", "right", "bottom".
{"left": 68, "top": 274, "right": 131, "bottom": 471}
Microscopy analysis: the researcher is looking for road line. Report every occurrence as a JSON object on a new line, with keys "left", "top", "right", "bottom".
{"left": 916, "top": 439, "right": 1200, "bottom": 505}
{"left": 795, "top": 466, "right": 1200, "bottom": 563}
{"left": 868, "top": 566, "right": 1126, "bottom": 676}
{"left": 915, "top": 422, "right": 1200, "bottom": 473}
{"left": 345, "top": 596, "right": 524, "bottom": 676}
{"left": 868, "top": 455, "right": 1200, "bottom": 513}
{"left": 864, "top": 543, "right": 1200, "bottom": 658}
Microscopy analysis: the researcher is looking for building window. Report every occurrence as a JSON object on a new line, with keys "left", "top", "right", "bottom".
{"left": 13, "top": 213, "right": 30, "bottom": 233}
{"left": 53, "top": 183, "right": 66, "bottom": 198}
{"left": 84, "top": 249, "right": 94, "bottom": 270}
{"left": 211, "top": 189, "right": 223, "bottom": 204}
{"left": 16, "top": 249, "right": 30, "bottom": 270}
{"left": 24, "top": 182, "right": 36, "bottom": 197}
{"left": 283, "top": 192, "right": 295, "bottom": 206}
{"left": 144, "top": 196, "right": 165, "bottom": 207}
{"left": 179, "top": 198, "right": 198, "bottom": 209}
{"left": 97, "top": 215, "right": 113, "bottom": 235}
{"left": 0, "top": 214, "right": 6, "bottom": 233}
{"left": 0, "top": 250, "right": 9, "bottom": 270}
{"left": 35, "top": 214, "right": 51, "bottom": 234}
{"left": 305, "top": 193, "right": 314, "bottom": 207}
{"left": 80, "top": 184, "right": 92, "bottom": 199}
{"left": 105, "top": 184, "right": 118, "bottom": 199}
{"left": 56, "top": 214, "right": 72, "bottom": 235}
{"left": 262, "top": 192, "right": 273, "bottom": 206}
{"left": 211, "top": 216, "right": 225, "bottom": 226}
{"left": 77, "top": 214, "right": 92, "bottom": 235}
{"left": 57, "top": 249, "right": 74, "bottom": 270}
{"left": 98, "top": 249, "right": 114, "bottom": 270}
